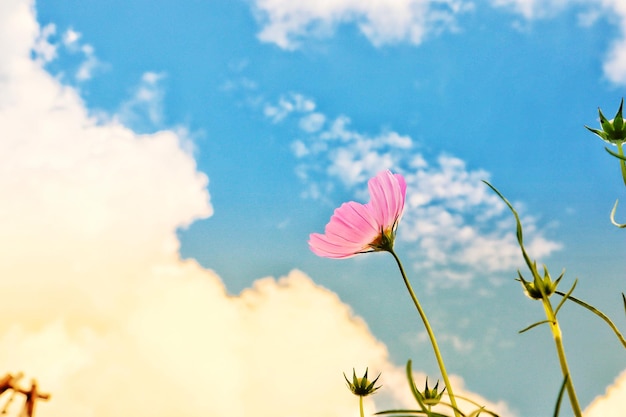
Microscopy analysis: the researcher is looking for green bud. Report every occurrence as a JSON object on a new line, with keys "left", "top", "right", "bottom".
{"left": 421, "top": 377, "right": 445, "bottom": 406}
{"left": 517, "top": 266, "right": 564, "bottom": 300}
{"left": 344, "top": 368, "right": 381, "bottom": 397}
{"left": 585, "top": 98, "right": 626, "bottom": 145}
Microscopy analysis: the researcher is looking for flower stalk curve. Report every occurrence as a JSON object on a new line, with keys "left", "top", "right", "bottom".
{"left": 388, "top": 248, "right": 460, "bottom": 417}
{"left": 309, "top": 170, "right": 461, "bottom": 417}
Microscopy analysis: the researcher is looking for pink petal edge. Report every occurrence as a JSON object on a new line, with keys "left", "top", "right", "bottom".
{"left": 309, "top": 170, "right": 407, "bottom": 259}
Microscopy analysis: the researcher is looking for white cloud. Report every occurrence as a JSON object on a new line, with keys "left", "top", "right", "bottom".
{"left": 0, "top": 2, "right": 519, "bottom": 416}
{"left": 30, "top": 22, "right": 104, "bottom": 82}
{"left": 401, "top": 155, "right": 562, "bottom": 277}
{"left": 62, "top": 28, "right": 81, "bottom": 46}
{"left": 251, "top": 0, "right": 626, "bottom": 85}
{"left": 600, "top": 0, "right": 626, "bottom": 85}
{"left": 604, "top": 37, "right": 626, "bottom": 85}
{"left": 264, "top": 94, "right": 561, "bottom": 285}
{"left": 33, "top": 23, "right": 57, "bottom": 63}
{"left": 263, "top": 92, "right": 316, "bottom": 122}
{"left": 490, "top": 0, "right": 626, "bottom": 85}
{"left": 251, "top": 0, "right": 474, "bottom": 50}
{"left": 413, "top": 331, "right": 476, "bottom": 353}
{"left": 55, "top": 27, "right": 103, "bottom": 81}
{"left": 291, "top": 139, "right": 310, "bottom": 157}
{"left": 299, "top": 111, "right": 326, "bottom": 132}
{"left": 74, "top": 43, "right": 99, "bottom": 81}
{"left": 584, "top": 369, "right": 626, "bottom": 417}
{"left": 117, "top": 71, "right": 168, "bottom": 132}
{"left": 490, "top": 0, "right": 569, "bottom": 19}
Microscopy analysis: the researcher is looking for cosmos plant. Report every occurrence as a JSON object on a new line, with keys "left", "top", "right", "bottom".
{"left": 586, "top": 98, "right": 626, "bottom": 227}
{"left": 310, "top": 170, "right": 463, "bottom": 417}
{"left": 310, "top": 99, "right": 626, "bottom": 417}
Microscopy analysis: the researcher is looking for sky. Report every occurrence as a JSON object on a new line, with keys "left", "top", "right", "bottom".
{"left": 1, "top": 0, "right": 625, "bottom": 416}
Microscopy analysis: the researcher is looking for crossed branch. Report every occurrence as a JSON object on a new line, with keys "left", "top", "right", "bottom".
{"left": 0, "top": 373, "right": 50, "bottom": 417}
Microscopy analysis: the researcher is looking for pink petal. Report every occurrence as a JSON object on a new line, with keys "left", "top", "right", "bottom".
{"left": 308, "top": 233, "right": 366, "bottom": 258}
{"left": 308, "top": 202, "right": 380, "bottom": 258}
{"left": 309, "top": 170, "right": 407, "bottom": 259}
{"left": 368, "top": 170, "right": 406, "bottom": 229}
{"left": 393, "top": 173, "right": 407, "bottom": 222}
{"left": 325, "top": 202, "right": 379, "bottom": 244}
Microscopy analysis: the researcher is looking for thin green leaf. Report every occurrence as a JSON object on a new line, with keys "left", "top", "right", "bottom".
{"left": 553, "top": 375, "right": 569, "bottom": 417}
{"left": 605, "top": 146, "right": 626, "bottom": 161}
{"left": 599, "top": 107, "right": 615, "bottom": 135}
{"left": 622, "top": 293, "right": 626, "bottom": 317}
{"left": 554, "top": 279, "right": 577, "bottom": 317}
{"left": 375, "top": 409, "right": 450, "bottom": 417}
{"left": 555, "top": 291, "right": 626, "bottom": 349}
{"left": 376, "top": 412, "right": 434, "bottom": 417}
{"left": 610, "top": 200, "right": 626, "bottom": 228}
{"left": 553, "top": 269, "right": 566, "bottom": 288}
{"left": 375, "top": 412, "right": 424, "bottom": 417}
{"left": 375, "top": 413, "right": 449, "bottom": 417}
{"left": 431, "top": 401, "right": 466, "bottom": 417}
{"left": 375, "top": 410, "right": 432, "bottom": 416}
{"left": 453, "top": 395, "right": 500, "bottom": 417}
{"left": 586, "top": 126, "right": 608, "bottom": 140}
{"left": 406, "top": 360, "right": 428, "bottom": 412}
{"left": 482, "top": 181, "right": 535, "bottom": 275}
{"left": 519, "top": 320, "right": 551, "bottom": 334}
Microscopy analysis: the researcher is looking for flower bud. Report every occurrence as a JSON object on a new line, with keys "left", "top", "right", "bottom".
{"left": 585, "top": 98, "right": 626, "bottom": 144}
{"left": 517, "top": 265, "right": 564, "bottom": 300}
{"left": 421, "top": 377, "right": 445, "bottom": 406}
{"left": 343, "top": 368, "right": 381, "bottom": 397}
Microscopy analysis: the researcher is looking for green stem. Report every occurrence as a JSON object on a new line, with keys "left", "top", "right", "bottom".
{"left": 619, "top": 142, "right": 626, "bottom": 187}
{"left": 359, "top": 395, "right": 364, "bottom": 417}
{"left": 389, "top": 249, "right": 461, "bottom": 417}
{"left": 541, "top": 297, "right": 582, "bottom": 417}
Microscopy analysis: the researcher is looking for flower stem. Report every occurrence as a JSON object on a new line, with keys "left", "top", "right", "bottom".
{"left": 389, "top": 249, "right": 461, "bottom": 417}
{"left": 541, "top": 296, "right": 582, "bottom": 417}
{"left": 618, "top": 143, "right": 626, "bottom": 187}
{"left": 359, "top": 395, "right": 364, "bottom": 417}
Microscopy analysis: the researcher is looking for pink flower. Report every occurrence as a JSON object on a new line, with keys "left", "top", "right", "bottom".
{"left": 309, "top": 170, "right": 407, "bottom": 258}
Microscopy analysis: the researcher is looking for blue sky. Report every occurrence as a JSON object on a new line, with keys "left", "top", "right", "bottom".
{"left": 2, "top": 0, "right": 626, "bottom": 416}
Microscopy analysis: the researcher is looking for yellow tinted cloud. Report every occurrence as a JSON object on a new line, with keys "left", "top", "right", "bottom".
{"left": 0, "top": 2, "right": 588, "bottom": 417}
{"left": 585, "top": 369, "right": 626, "bottom": 417}
{"left": 0, "top": 1, "right": 389, "bottom": 416}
